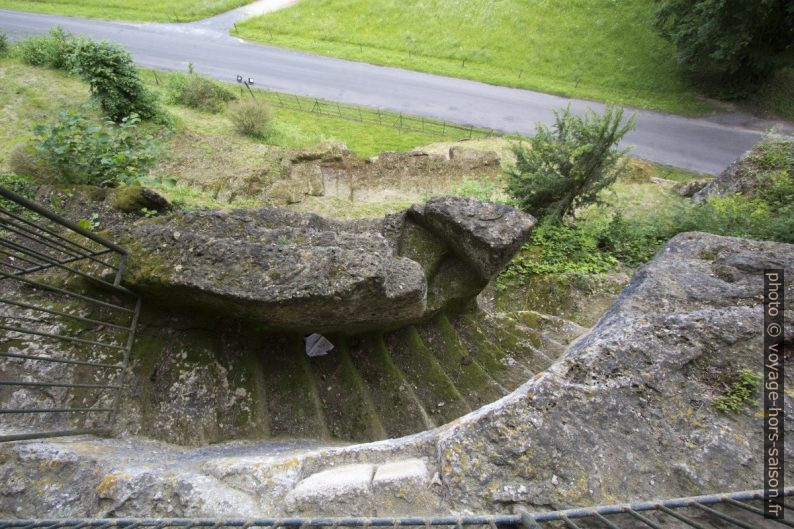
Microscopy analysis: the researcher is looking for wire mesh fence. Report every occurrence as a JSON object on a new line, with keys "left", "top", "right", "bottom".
{"left": 0, "top": 187, "right": 141, "bottom": 442}
{"left": 234, "top": 81, "right": 501, "bottom": 140}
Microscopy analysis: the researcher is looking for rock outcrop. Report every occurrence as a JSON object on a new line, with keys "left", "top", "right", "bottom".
{"left": 115, "top": 197, "right": 535, "bottom": 334}
{"left": 692, "top": 135, "right": 793, "bottom": 202}
{"left": 268, "top": 144, "right": 502, "bottom": 205}
{"left": 2, "top": 232, "right": 791, "bottom": 518}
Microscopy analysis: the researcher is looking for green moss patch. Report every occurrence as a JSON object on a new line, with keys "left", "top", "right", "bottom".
{"left": 260, "top": 336, "right": 329, "bottom": 439}
{"left": 454, "top": 312, "right": 532, "bottom": 390}
{"left": 417, "top": 314, "right": 505, "bottom": 408}
{"left": 347, "top": 334, "right": 432, "bottom": 436}
{"left": 386, "top": 326, "right": 470, "bottom": 424}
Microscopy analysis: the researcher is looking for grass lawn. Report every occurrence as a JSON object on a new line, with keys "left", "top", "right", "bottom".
{"left": 0, "top": 0, "right": 253, "bottom": 22}
{"left": 235, "top": 0, "right": 715, "bottom": 116}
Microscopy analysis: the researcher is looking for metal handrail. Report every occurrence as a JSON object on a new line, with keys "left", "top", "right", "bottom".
{"left": 0, "top": 186, "right": 141, "bottom": 442}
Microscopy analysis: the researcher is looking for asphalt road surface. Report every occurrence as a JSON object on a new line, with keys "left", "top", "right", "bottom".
{"left": 2, "top": 8, "right": 790, "bottom": 174}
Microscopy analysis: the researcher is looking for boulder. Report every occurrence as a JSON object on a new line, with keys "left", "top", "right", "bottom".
{"left": 409, "top": 197, "right": 534, "bottom": 281}
{"left": 438, "top": 232, "right": 794, "bottom": 510}
{"left": 116, "top": 197, "right": 536, "bottom": 333}
{"left": 111, "top": 185, "right": 172, "bottom": 214}
{"left": 692, "top": 136, "right": 792, "bottom": 202}
{"left": 673, "top": 178, "right": 711, "bottom": 197}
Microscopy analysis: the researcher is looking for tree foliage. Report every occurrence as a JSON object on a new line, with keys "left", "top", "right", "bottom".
{"left": 654, "top": 0, "right": 794, "bottom": 97}
{"left": 69, "top": 38, "right": 158, "bottom": 122}
{"left": 15, "top": 27, "right": 158, "bottom": 122}
{"left": 506, "top": 105, "right": 635, "bottom": 222}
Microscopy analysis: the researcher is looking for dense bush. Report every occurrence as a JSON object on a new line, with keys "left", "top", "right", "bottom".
{"left": 506, "top": 105, "right": 635, "bottom": 222}
{"left": 654, "top": 0, "right": 794, "bottom": 98}
{"left": 227, "top": 97, "right": 273, "bottom": 138}
{"left": 0, "top": 32, "right": 8, "bottom": 56}
{"left": 14, "top": 28, "right": 158, "bottom": 122}
{"left": 503, "top": 221, "right": 618, "bottom": 278}
{"left": 16, "top": 26, "right": 77, "bottom": 69}
{"left": 166, "top": 72, "right": 237, "bottom": 113}
{"left": 69, "top": 39, "right": 158, "bottom": 122}
{"left": 31, "top": 110, "right": 160, "bottom": 186}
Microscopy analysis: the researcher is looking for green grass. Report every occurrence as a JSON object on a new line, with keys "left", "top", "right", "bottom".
{"left": 235, "top": 0, "right": 715, "bottom": 116}
{"left": 0, "top": 57, "right": 442, "bottom": 165}
{"left": 0, "top": 56, "right": 465, "bottom": 211}
{"left": 0, "top": 0, "right": 254, "bottom": 22}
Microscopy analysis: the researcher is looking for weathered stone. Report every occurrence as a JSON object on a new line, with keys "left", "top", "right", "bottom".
{"left": 409, "top": 197, "right": 536, "bottom": 281}
{"left": 673, "top": 179, "right": 711, "bottom": 197}
{"left": 447, "top": 146, "right": 500, "bottom": 169}
{"left": 115, "top": 198, "right": 535, "bottom": 333}
{"left": 371, "top": 459, "right": 437, "bottom": 515}
{"left": 268, "top": 178, "right": 305, "bottom": 204}
{"left": 2, "top": 232, "right": 791, "bottom": 518}
{"left": 285, "top": 463, "right": 375, "bottom": 515}
{"left": 437, "top": 232, "right": 794, "bottom": 511}
{"left": 111, "top": 185, "right": 172, "bottom": 214}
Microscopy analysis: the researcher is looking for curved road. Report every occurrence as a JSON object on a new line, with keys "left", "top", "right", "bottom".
{"left": 1, "top": 8, "right": 790, "bottom": 174}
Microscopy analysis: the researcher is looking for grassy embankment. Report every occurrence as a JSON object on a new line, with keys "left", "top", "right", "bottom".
{"left": 236, "top": 0, "right": 714, "bottom": 116}
{"left": 0, "top": 0, "right": 254, "bottom": 22}
{"left": 0, "top": 55, "right": 453, "bottom": 212}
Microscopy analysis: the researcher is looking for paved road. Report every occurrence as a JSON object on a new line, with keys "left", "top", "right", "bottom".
{"left": 1, "top": 8, "right": 790, "bottom": 174}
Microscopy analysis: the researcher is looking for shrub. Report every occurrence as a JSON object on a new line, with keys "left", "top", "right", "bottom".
{"left": 16, "top": 26, "right": 77, "bottom": 69}
{"left": 654, "top": 0, "right": 794, "bottom": 98}
{"left": 506, "top": 105, "right": 636, "bottom": 222}
{"left": 0, "top": 172, "right": 37, "bottom": 214}
{"left": 69, "top": 39, "right": 158, "bottom": 122}
{"left": 8, "top": 143, "right": 50, "bottom": 180}
{"left": 596, "top": 212, "right": 666, "bottom": 266}
{"left": 166, "top": 72, "right": 236, "bottom": 113}
{"left": 0, "top": 32, "right": 7, "bottom": 56}
{"left": 0, "top": 172, "right": 35, "bottom": 200}
{"left": 502, "top": 221, "right": 618, "bottom": 280}
{"left": 31, "top": 110, "right": 160, "bottom": 186}
{"left": 227, "top": 97, "right": 273, "bottom": 138}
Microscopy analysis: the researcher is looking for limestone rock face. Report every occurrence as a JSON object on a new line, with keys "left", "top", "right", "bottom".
{"left": 117, "top": 198, "right": 536, "bottom": 333}
{"left": 1, "top": 232, "right": 791, "bottom": 518}
{"left": 692, "top": 136, "right": 792, "bottom": 202}
{"left": 409, "top": 197, "right": 534, "bottom": 281}
{"left": 437, "top": 232, "right": 794, "bottom": 510}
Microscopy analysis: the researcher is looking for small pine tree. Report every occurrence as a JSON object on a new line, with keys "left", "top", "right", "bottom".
{"left": 506, "top": 105, "right": 636, "bottom": 221}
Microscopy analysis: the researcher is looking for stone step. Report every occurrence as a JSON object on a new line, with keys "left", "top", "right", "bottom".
{"left": 260, "top": 336, "right": 330, "bottom": 440}
{"left": 453, "top": 312, "right": 535, "bottom": 390}
{"left": 346, "top": 334, "right": 434, "bottom": 437}
{"left": 384, "top": 326, "right": 471, "bottom": 425}
{"left": 305, "top": 338, "right": 387, "bottom": 442}
{"left": 473, "top": 311, "right": 555, "bottom": 373}
{"left": 415, "top": 314, "right": 507, "bottom": 408}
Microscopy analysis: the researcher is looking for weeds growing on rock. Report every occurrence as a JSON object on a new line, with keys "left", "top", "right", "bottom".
{"left": 714, "top": 368, "right": 762, "bottom": 413}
